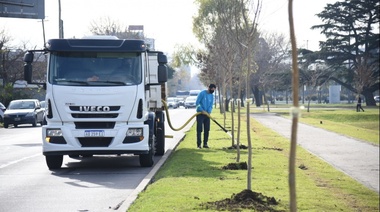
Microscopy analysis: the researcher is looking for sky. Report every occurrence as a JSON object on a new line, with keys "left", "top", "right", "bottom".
{"left": 0, "top": 0, "right": 338, "bottom": 57}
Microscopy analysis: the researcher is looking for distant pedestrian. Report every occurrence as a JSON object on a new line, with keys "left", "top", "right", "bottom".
{"left": 356, "top": 96, "right": 365, "bottom": 112}
{"left": 195, "top": 84, "right": 216, "bottom": 149}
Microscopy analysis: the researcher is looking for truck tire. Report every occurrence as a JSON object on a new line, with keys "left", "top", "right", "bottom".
{"left": 46, "top": 155, "right": 63, "bottom": 170}
{"left": 4, "top": 123, "right": 8, "bottom": 128}
{"left": 139, "top": 137, "right": 154, "bottom": 167}
{"left": 155, "top": 111, "right": 165, "bottom": 156}
{"left": 140, "top": 113, "right": 155, "bottom": 167}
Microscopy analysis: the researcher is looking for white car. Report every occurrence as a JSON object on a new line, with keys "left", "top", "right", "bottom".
{"left": 184, "top": 96, "right": 197, "bottom": 109}
{"left": 167, "top": 97, "right": 179, "bottom": 109}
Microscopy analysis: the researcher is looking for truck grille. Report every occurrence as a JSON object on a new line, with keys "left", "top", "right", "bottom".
{"left": 78, "top": 137, "right": 112, "bottom": 147}
{"left": 75, "top": 122, "right": 115, "bottom": 129}
{"left": 69, "top": 106, "right": 120, "bottom": 111}
{"left": 71, "top": 113, "right": 118, "bottom": 118}
{"left": 70, "top": 106, "right": 120, "bottom": 119}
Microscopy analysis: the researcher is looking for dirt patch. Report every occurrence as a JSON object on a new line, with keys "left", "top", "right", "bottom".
{"left": 200, "top": 189, "right": 283, "bottom": 211}
{"left": 222, "top": 162, "right": 248, "bottom": 170}
{"left": 298, "top": 164, "right": 308, "bottom": 170}
{"left": 224, "top": 144, "right": 249, "bottom": 150}
{"left": 261, "top": 146, "right": 283, "bottom": 151}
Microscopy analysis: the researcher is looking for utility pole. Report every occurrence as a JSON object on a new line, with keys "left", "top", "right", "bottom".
{"left": 41, "top": 19, "right": 46, "bottom": 45}
{"left": 58, "top": 0, "right": 64, "bottom": 38}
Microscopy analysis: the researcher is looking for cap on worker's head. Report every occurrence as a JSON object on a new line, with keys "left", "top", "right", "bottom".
{"left": 208, "top": 84, "right": 216, "bottom": 89}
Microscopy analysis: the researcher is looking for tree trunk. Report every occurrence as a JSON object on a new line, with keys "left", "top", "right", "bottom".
{"left": 362, "top": 90, "right": 376, "bottom": 106}
{"left": 253, "top": 87, "right": 261, "bottom": 107}
{"left": 230, "top": 101, "right": 235, "bottom": 147}
{"left": 225, "top": 98, "right": 230, "bottom": 112}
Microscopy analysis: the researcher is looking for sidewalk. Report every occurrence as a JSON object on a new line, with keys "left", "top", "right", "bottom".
{"left": 251, "top": 112, "right": 379, "bottom": 193}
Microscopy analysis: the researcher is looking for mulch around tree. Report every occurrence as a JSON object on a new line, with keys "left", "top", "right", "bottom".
{"left": 200, "top": 189, "right": 284, "bottom": 211}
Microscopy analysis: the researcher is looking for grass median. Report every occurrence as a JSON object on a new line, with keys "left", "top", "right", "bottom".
{"left": 128, "top": 105, "right": 379, "bottom": 211}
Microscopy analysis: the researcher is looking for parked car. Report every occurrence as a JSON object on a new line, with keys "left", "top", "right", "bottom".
{"left": 0, "top": 102, "right": 6, "bottom": 122}
{"left": 176, "top": 97, "right": 185, "bottom": 107}
{"left": 3, "top": 99, "right": 44, "bottom": 128}
{"left": 167, "top": 97, "right": 179, "bottom": 109}
{"left": 374, "top": 96, "right": 380, "bottom": 103}
{"left": 184, "top": 96, "right": 197, "bottom": 109}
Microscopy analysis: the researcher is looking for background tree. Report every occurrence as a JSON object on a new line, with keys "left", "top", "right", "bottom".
{"left": 0, "top": 32, "right": 46, "bottom": 85}
{"left": 193, "top": 0, "right": 263, "bottom": 192}
{"left": 167, "top": 68, "right": 190, "bottom": 96}
{"left": 89, "top": 16, "right": 144, "bottom": 39}
{"left": 252, "top": 33, "right": 291, "bottom": 107}
{"left": 0, "top": 29, "right": 12, "bottom": 86}
{"left": 0, "top": 29, "right": 46, "bottom": 105}
{"left": 311, "top": 0, "right": 379, "bottom": 106}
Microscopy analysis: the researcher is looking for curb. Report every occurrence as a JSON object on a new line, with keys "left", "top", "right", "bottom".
{"left": 116, "top": 135, "right": 187, "bottom": 211}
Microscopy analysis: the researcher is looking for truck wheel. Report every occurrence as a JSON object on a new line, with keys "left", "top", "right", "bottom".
{"left": 155, "top": 111, "right": 165, "bottom": 156}
{"left": 4, "top": 123, "right": 8, "bottom": 128}
{"left": 139, "top": 148, "right": 154, "bottom": 167}
{"left": 139, "top": 136, "right": 155, "bottom": 167}
{"left": 46, "top": 155, "right": 63, "bottom": 170}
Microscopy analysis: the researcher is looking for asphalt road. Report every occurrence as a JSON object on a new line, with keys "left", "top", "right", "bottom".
{"left": 251, "top": 112, "right": 379, "bottom": 193}
{"left": 0, "top": 107, "right": 196, "bottom": 212}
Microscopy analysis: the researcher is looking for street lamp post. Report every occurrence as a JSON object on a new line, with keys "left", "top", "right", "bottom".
{"left": 58, "top": 0, "right": 64, "bottom": 38}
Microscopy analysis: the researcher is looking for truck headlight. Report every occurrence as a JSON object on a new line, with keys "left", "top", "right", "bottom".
{"left": 126, "top": 128, "right": 143, "bottom": 136}
{"left": 46, "top": 129, "right": 63, "bottom": 137}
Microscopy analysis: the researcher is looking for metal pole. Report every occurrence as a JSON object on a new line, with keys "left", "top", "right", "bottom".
{"left": 41, "top": 19, "right": 46, "bottom": 45}
{"left": 58, "top": 0, "right": 63, "bottom": 38}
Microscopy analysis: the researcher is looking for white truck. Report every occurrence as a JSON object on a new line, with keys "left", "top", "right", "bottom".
{"left": 23, "top": 38, "right": 168, "bottom": 169}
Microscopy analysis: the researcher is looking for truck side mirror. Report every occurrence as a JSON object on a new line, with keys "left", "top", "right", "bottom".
{"left": 24, "top": 51, "right": 34, "bottom": 63}
{"left": 158, "top": 53, "right": 167, "bottom": 64}
{"left": 158, "top": 64, "right": 167, "bottom": 83}
{"left": 24, "top": 63, "right": 32, "bottom": 84}
{"left": 23, "top": 52, "right": 34, "bottom": 84}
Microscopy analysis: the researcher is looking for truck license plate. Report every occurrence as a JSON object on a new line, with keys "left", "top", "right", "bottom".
{"left": 84, "top": 130, "right": 105, "bottom": 137}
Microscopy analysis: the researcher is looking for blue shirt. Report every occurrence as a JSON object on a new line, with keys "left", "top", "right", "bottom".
{"left": 196, "top": 90, "right": 214, "bottom": 114}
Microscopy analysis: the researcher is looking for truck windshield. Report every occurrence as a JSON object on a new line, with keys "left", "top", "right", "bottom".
{"left": 49, "top": 52, "right": 142, "bottom": 86}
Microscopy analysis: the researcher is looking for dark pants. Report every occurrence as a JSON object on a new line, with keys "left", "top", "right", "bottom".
{"left": 196, "top": 114, "right": 210, "bottom": 147}
{"left": 356, "top": 104, "right": 364, "bottom": 112}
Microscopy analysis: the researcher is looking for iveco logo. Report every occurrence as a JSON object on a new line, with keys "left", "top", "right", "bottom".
{"left": 79, "top": 106, "right": 110, "bottom": 112}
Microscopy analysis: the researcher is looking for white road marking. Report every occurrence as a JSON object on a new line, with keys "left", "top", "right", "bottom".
{"left": 0, "top": 153, "right": 41, "bottom": 169}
